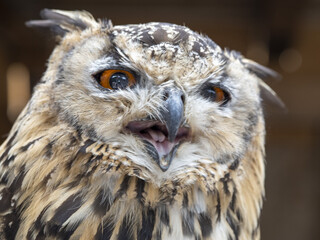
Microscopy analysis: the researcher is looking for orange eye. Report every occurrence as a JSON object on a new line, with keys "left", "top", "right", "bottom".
{"left": 201, "top": 85, "right": 230, "bottom": 105}
{"left": 213, "top": 86, "right": 226, "bottom": 103}
{"left": 98, "top": 70, "right": 136, "bottom": 90}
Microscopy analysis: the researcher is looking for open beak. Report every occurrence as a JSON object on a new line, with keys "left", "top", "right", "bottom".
{"left": 126, "top": 88, "right": 188, "bottom": 171}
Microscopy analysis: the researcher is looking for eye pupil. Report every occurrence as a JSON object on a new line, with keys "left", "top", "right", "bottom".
{"left": 97, "top": 69, "right": 135, "bottom": 90}
{"left": 109, "top": 72, "right": 128, "bottom": 89}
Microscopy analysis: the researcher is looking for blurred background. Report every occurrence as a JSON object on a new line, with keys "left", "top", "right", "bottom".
{"left": 0, "top": 0, "right": 319, "bottom": 239}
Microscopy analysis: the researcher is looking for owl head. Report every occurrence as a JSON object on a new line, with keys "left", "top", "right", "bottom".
{"left": 26, "top": 9, "right": 281, "bottom": 185}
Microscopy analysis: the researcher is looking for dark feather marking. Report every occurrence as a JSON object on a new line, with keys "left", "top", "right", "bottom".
{"left": 85, "top": 165, "right": 98, "bottom": 177}
{"left": 220, "top": 173, "right": 231, "bottom": 196}
{"left": 0, "top": 171, "right": 8, "bottom": 184}
{"left": 85, "top": 154, "right": 103, "bottom": 167}
{"left": 69, "top": 136, "right": 78, "bottom": 146}
{"left": 192, "top": 41, "right": 206, "bottom": 58}
{"left": 118, "top": 214, "right": 134, "bottom": 240}
{"left": 195, "top": 234, "right": 201, "bottom": 240}
{"left": 47, "top": 212, "right": 83, "bottom": 238}
{"left": 198, "top": 213, "right": 212, "bottom": 237}
{"left": 229, "top": 158, "right": 239, "bottom": 171}
{"left": 49, "top": 193, "right": 82, "bottom": 226}
{"left": 115, "top": 162, "right": 122, "bottom": 171}
{"left": 133, "top": 168, "right": 141, "bottom": 177}
{"left": 139, "top": 31, "right": 157, "bottom": 46}
{"left": 3, "top": 155, "right": 16, "bottom": 166}
{"left": 93, "top": 188, "right": 112, "bottom": 217}
{"left": 226, "top": 210, "right": 240, "bottom": 240}
{"left": 216, "top": 191, "right": 221, "bottom": 222}
{"left": 20, "top": 136, "right": 43, "bottom": 152}
{"left": 34, "top": 229, "right": 46, "bottom": 240}
{"left": 172, "top": 28, "right": 189, "bottom": 45}
{"left": 135, "top": 178, "right": 145, "bottom": 203}
{"left": 33, "top": 206, "right": 50, "bottom": 231}
{"left": 3, "top": 205, "right": 21, "bottom": 240}
{"left": 144, "top": 140, "right": 159, "bottom": 164}
{"left": 79, "top": 139, "right": 95, "bottom": 153}
{"left": 106, "top": 164, "right": 113, "bottom": 172}
{"left": 41, "top": 168, "right": 56, "bottom": 187}
{"left": 138, "top": 208, "right": 156, "bottom": 240}
{"left": 0, "top": 147, "right": 12, "bottom": 163}
{"left": 87, "top": 128, "right": 98, "bottom": 139}
{"left": 45, "top": 141, "right": 55, "bottom": 159}
{"left": 95, "top": 216, "right": 114, "bottom": 240}
{"left": 236, "top": 210, "right": 242, "bottom": 222}
{"left": 27, "top": 206, "right": 50, "bottom": 239}
{"left": 0, "top": 188, "right": 13, "bottom": 213}
{"left": 65, "top": 150, "right": 87, "bottom": 171}
{"left": 152, "top": 28, "right": 173, "bottom": 45}
{"left": 159, "top": 206, "right": 169, "bottom": 227}
{"left": 104, "top": 144, "right": 109, "bottom": 152}
{"left": 5, "top": 130, "right": 18, "bottom": 148}
{"left": 65, "top": 180, "right": 79, "bottom": 190}
{"left": 182, "top": 210, "right": 195, "bottom": 236}
{"left": 182, "top": 192, "right": 188, "bottom": 208}
{"left": 45, "top": 222, "right": 59, "bottom": 237}
{"left": 115, "top": 175, "right": 131, "bottom": 199}
{"left": 229, "top": 188, "right": 237, "bottom": 212}
{"left": 8, "top": 167, "right": 26, "bottom": 193}
{"left": 0, "top": 130, "right": 18, "bottom": 162}
{"left": 96, "top": 144, "right": 104, "bottom": 152}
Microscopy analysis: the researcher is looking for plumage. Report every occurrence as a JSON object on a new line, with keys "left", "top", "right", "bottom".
{"left": 0, "top": 9, "right": 279, "bottom": 239}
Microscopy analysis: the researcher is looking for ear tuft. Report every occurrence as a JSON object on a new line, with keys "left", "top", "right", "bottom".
{"left": 241, "top": 59, "right": 285, "bottom": 109}
{"left": 25, "top": 9, "right": 98, "bottom": 37}
{"left": 259, "top": 80, "right": 286, "bottom": 110}
{"left": 227, "top": 50, "right": 285, "bottom": 109}
{"left": 241, "top": 58, "right": 281, "bottom": 80}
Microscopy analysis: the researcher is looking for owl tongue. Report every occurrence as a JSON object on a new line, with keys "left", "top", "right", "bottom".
{"left": 145, "top": 128, "right": 175, "bottom": 157}
{"left": 147, "top": 128, "right": 166, "bottom": 142}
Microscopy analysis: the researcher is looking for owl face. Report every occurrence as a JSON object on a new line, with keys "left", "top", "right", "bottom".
{"left": 36, "top": 12, "right": 263, "bottom": 183}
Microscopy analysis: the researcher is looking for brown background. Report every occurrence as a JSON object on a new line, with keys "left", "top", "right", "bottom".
{"left": 0, "top": 0, "right": 319, "bottom": 239}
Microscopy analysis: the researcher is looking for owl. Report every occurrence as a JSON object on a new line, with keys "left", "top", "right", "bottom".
{"left": 0, "top": 9, "right": 281, "bottom": 240}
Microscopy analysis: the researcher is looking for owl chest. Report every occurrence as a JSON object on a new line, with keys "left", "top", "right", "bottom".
{"left": 84, "top": 178, "right": 234, "bottom": 240}
{"left": 89, "top": 196, "right": 232, "bottom": 240}
{"left": 57, "top": 166, "right": 238, "bottom": 240}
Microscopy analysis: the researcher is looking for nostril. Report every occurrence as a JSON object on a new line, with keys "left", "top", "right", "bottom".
{"left": 162, "top": 91, "right": 169, "bottom": 101}
{"left": 180, "top": 94, "right": 185, "bottom": 104}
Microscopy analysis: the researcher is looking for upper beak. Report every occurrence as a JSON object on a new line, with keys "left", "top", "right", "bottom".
{"left": 161, "top": 88, "right": 185, "bottom": 142}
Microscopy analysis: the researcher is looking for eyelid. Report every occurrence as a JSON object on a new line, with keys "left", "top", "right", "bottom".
{"left": 209, "top": 82, "right": 233, "bottom": 97}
